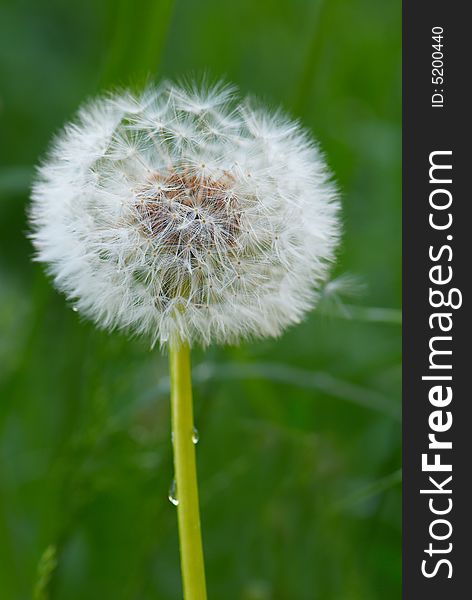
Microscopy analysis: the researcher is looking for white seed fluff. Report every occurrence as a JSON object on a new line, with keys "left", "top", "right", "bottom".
{"left": 30, "top": 81, "right": 340, "bottom": 347}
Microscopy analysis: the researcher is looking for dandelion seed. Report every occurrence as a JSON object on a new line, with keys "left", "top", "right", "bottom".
{"left": 29, "top": 80, "right": 340, "bottom": 348}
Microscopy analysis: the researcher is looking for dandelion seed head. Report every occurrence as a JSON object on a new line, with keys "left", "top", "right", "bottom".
{"left": 30, "top": 81, "right": 341, "bottom": 347}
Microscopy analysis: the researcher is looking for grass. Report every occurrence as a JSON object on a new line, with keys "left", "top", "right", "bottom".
{"left": 0, "top": 0, "right": 401, "bottom": 598}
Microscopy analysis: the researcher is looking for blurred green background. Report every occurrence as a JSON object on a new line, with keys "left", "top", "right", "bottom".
{"left": 0, "top": 0, "right": 401, "bottom": 598}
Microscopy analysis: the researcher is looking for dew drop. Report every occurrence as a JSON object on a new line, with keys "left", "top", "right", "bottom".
{"left": 72, "top": 307, "right": 78, "bottom": 312}
{"left": 192, "top": 427, "right": 199, "bottom": 445}
{"left": 168, "top": 479, "right": 179, "bottom": 506}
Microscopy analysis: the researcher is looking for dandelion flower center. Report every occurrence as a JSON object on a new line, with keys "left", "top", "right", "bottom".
{"left": 134, "top": 170, "right": 241, "bottom": 251}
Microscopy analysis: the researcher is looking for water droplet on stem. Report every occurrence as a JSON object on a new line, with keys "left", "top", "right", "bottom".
{"left": 168, "top": 479, "right": 179, "bottom": 506}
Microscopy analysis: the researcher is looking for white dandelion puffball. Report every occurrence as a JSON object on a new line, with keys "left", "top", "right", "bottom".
{"left": 30, "top": 81, "right": 340, "bottom": 347}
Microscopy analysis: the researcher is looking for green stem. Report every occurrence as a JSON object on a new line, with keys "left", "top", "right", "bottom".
{"left": 169, "top": 342, "right": 207, "bottom": 600}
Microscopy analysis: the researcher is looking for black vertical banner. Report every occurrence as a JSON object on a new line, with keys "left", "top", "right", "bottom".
{"left": 403, "top": 2, "right": 470, "bottom": 599}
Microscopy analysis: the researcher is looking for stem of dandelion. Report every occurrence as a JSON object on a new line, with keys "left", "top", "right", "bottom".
{"left": 169, "top": 341, "right": 207, "bottom": 600}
